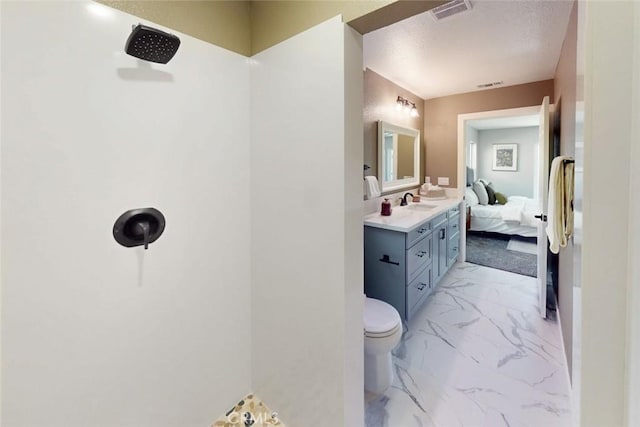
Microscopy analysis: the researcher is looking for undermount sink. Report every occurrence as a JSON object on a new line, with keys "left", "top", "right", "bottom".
{"left": 405, "top": 204, "right": 437, "bottom": 211}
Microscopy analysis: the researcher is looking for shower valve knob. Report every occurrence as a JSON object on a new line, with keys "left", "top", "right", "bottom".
{"left": 113, "top": 208, "right": 165, "bottom": 250}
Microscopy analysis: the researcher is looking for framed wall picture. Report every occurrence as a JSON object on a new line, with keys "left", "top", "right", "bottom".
{"left": 492, "top": 144, "right": 518, "bottom": 171}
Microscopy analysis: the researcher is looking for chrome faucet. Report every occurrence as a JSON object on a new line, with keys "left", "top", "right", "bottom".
{"left": 400, "top": 192, "right": 414, "bottom": 206}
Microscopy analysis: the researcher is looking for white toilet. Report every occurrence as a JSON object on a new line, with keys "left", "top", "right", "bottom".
{"left": 364, "top": 297, "right": 402, "bottom": 395}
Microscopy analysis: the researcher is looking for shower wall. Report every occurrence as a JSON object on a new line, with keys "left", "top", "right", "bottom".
{"left": 1, "top": 2, "right": 251, "bottom": 426}
{"left": 250, "top": 17, "right": 364, "bottom": 426}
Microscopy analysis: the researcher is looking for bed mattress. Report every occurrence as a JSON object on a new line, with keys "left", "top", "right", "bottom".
{"left": 470, "top": 196, "right": 539, "bottom": 238}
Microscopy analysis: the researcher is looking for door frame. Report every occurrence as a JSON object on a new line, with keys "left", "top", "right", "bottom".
{"left": 456, "top": 104, "right": 550, "bottom": 263}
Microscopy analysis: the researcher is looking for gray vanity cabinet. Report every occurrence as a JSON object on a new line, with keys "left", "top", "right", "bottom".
{"left": 364, "top": 201, "right": 463, "bottom": 321}
{"left": 364, "top": 222, "right": 433, "bottom": 321}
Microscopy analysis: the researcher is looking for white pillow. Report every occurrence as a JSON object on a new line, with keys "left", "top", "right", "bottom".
{"left": 465, "top": 187, "right": 479, "bottom": 207}
{"left": 473, "top": 181, "right": 489, "bottom": 205}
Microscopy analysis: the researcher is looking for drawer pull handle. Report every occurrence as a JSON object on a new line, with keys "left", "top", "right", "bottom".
{"left": 379, "top": 255, "right": 399, "bottom": 266}
{"left": 416, "top": 250, "right": 427, "bottom": 258}
{"left": 417, "top": 227, "right": 427, "bottom": 234}
{"left": 417, "top": 283, "right": 427, "bottom": 291}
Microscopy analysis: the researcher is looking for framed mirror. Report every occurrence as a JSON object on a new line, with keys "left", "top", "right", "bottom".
{"left": 377, "top": 120, "right": 420, "bottom": 193}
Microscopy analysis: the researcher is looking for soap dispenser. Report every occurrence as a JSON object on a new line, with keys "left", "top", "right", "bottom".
{"left": 381, "top": 198, "right": 392, "bottom": 216}
{"left": 420, "top": 177, "right": 430, "bottom": 195}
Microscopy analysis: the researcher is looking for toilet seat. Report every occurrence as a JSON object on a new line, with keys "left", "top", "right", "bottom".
{"left": 364, "top": 298, "right": 401, "bottom": 336}
{"left": 365, "top": 323, "right": 401, "bottom": 339}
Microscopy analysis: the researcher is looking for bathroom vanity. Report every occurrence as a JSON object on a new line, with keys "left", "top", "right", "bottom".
{"left": 364, "top": 199, "right": 462, "bottom": 321}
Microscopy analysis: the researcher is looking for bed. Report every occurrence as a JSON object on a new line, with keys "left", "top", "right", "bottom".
{"left": 468, "top": 195, "right": 540, "bottom": 238}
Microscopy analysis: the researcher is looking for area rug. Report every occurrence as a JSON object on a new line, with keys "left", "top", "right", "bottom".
{"left": 466, "top": 232, "right": 537, "bottom": 277}
{"left": 506, "top": 237, "right": 538, "bottom": 255}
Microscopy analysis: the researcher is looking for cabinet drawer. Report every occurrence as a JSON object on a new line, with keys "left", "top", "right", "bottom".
{"left": 448, "top": 204, "right": 460, "bottom": 216}
{"left": 407, "top": 234, "right": 432, "bottom": 283}
{"left": 407, "top": 264, "right": 432, "bottom": 320}
{"left": 448, "top": 231, "right": 460, "bottom": 245}
{"left": 448, "top": 217, "right": 460, "bottom": 237}
{"left": 406, "top": 221, "right": 431, "bottom": 249}
{"left": 448, "top": 240, "right": 459, "bottom": 260}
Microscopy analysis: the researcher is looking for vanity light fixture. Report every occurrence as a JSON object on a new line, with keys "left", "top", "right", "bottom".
{"left": 395, "top": 96, "right": 404, "bottom": 111}
{"left": 395, "top": 95, "right": 419, "bottom": 118}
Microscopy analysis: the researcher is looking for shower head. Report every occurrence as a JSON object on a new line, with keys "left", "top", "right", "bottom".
{"left": 125, "top": 24, "right": 180, "bottom": 64}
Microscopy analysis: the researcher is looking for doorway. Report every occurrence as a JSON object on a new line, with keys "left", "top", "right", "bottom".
{"left": 463, "top": 112, "right": 540, "bottom": 276}
{"left": 457, "top": 101, "right": 552, "bottom": 318}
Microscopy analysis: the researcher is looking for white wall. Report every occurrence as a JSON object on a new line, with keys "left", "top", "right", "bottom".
{"left": 626, "top": 5, "right": 640, "bottom": 426}
{"left": 250, "top": 16, "right": 364, "bottom": 426}
{"left": 0, "top": 2, "right": 4, "bottom": 422}
{"left": 580, "top": 1, "right": 635, "bottom": 426}
{"left": 465, "top": 125, "right": 478, "bottom": 183}
{"left": 571, "top": 3, "right": 585, "bottom": 424}
{"left": 343, "top": 24, "right": 365, "bottom": 427}
{"left": 477, "top": 126, "right": 538, "bottom": 197}
{"left": 1, "top": 2, "right": 251, "bottom": 426}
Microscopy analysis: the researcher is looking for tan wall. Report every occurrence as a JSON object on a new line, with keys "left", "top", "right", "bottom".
{"left": 424, "top": 80, "right": 554, "bottom": 188}
{"left": 250, "top": 1, "right": 393, "bottom": 54}
{"left": 553, "top": 1, "right": 578, "bottom": 380}
{"left": 97, "top": 0, "right": 252, "bottom": 56}
{"left": 364, "top": 69, "right": 425, "bottom": 188}
{"left": 99, "top": 0, "right": 447, "bottom": 56}
{"left": 100, "top": 1, "right": 392, "bottom": 56}
{"left": 251, "top": 1, "right": 451, "bottom": 54}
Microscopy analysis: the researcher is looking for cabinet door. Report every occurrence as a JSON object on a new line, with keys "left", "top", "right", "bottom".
{"left": 364, "top": 226, "right": 407, "bottom": 319}
{"left": 438, "top": 225, "right": 447, "bottom": 282}
{"left": 432, "top": 224, "right": 447, "bottom": 284}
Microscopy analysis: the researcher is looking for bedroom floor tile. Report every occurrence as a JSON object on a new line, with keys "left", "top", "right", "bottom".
{"left": 365, "top": 262, "right": 572, "bottom": 427}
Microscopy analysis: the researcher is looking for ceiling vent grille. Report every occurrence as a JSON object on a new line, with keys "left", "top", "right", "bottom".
{"left": 477, "top": 81, "right": 504, "bottom": 89}
{"left": 430, "top": 0, "right": 472, "bottom": 21}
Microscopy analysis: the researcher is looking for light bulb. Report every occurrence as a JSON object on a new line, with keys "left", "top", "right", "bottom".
{"left": 410, "top": 104, "right": 419, "bottom": 117}
{"left": 403, "top": 100, "right": 410, "bottom": 113}
{"left": 395, "top": 96, "right": 403, "bottom": 111}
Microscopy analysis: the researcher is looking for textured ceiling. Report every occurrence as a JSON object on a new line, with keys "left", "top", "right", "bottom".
{"left": 363, "top": 0, "right": 573, "bottom": 100}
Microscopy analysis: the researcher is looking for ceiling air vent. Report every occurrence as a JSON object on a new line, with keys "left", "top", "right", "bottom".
{"left": 430, "top": 0, "right": 472, "bottom": 21}
{"left": 477, "top": 81, "right": 504, "bottom": 89}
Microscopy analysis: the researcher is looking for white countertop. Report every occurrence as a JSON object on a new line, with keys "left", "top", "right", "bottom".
{"left": 363, "top": 197, "right": 462, "bottom": 232}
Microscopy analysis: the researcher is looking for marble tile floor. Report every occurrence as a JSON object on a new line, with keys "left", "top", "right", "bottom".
{"left": 366, "top": 262, "right": 572, "bottom": 427}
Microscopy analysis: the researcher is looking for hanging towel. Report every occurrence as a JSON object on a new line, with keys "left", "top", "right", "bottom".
{"left": 546, "top": 156, "right": 573, "bottom": 253}
{"left": 564, "top": 162, "right": 575, "bottom": 238}
{"left": 364, "top": 175, "right": 381, "bottom": 199}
